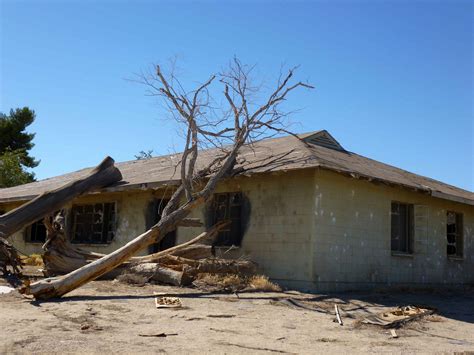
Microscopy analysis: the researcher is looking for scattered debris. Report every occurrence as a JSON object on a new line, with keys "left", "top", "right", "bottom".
{"left": 361, "top": 305, "right": 435, "bottom": 328}
{"left": 335, "top": 304, "right": 343, "bottom": 326}
{"left": 138, "top": 333, "right": 178, "bottom": 337}
{"left": 390, "top": 329, "right": 398, "bottom": 338}
{"left": 195, "top": 273, "right": 280, "bottom": 293}
{"left": 317, "top": 338, "right": 338, "bottom": 343}
{"left": 155, "top": 297, "right": 182, "bottom": 309}
{"left": 207, "top": 314, "right": 236, "bottom": 318}
{"left": 0, "top": 285, "right": 14, "bottom": 294}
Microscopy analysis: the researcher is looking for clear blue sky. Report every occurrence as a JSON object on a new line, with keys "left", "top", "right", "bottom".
{"left": 1, "top": 0, "right": 472, "bottom": 190}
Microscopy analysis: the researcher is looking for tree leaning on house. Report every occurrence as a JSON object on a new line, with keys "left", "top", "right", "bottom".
{"left": 0, "top": 107, "right": 39, "bottom": 188}
{"left": 17, "top": 58, "right": 313, "bottom": 299}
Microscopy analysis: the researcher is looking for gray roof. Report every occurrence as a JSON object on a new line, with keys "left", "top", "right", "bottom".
{"left": 1, "top": 130, "right": 473, "bottom": 205}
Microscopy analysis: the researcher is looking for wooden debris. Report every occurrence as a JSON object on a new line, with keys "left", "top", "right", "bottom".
{"left": 138, "top": 333, "right": 178, "bottom": 337}
{"left": 155, "top": 296, "right": 182, "bottom": 309}
{"left": 390, "top": 329, "right": 398, "bottom": 338}
{"left": 335, "top": 304, "right": 343, "bottom": 326}
{"left": 207, "top": 314, "right": 236, "bottom": 318}
{"left": 361, "top": 305, "right": 435, "bottom": 328}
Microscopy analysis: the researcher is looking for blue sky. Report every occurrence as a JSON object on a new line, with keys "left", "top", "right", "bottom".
{"left": 1, "top": 0, "right": 472, "bottom": 190}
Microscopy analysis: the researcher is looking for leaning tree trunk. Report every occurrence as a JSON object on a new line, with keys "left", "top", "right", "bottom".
{"left": 41, "top": 220, "right": 226, "bottom": 277}
{"left": 0, "top": 156, "right": 122, "bottom": 239}
{"left": 21, "top": 140, "right": 242, "bottom": 299}
{"left": 20, "top": 196, "right": 206, "bottom": 299}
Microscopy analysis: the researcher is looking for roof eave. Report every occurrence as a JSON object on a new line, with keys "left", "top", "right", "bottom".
{"left": 430, "top": 191, "right": 474, "bottom": 206}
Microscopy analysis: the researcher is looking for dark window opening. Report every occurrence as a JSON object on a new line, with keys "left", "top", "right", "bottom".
{"left": 211, "top": 192, "right": 243, "bottom": 247}
{"left": 25, "top": 220, "right": 47, "bottom": 243}
{"left": 71, "top": 203, "right": 116, "bottom": 244}
{"left": 391, "top": 202, "right": 414, "bottom": 254}
{"left": 447, "top": 211, "right": 463, "bottom": 257}
{"left": 147, "top": 199, "right": 176, "bottom": 253}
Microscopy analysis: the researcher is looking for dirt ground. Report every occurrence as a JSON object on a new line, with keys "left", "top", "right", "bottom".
{"left": 1, "top": 275, "right": 473, "bottom": 354}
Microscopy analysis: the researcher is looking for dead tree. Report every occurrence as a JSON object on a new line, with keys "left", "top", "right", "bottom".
{"left": 21, "top": 58, "right": 313, "bottom": 299}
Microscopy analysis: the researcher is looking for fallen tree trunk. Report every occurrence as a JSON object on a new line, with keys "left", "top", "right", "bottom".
{"left": 128, "top": 263, "right": 194, "bottom": 286}
{"left": 170, "top": 245, "right": 212, "bottom": 260}
{"left": 41, "top": 221, "right": 226, "bottom": 276}
{"left": 160, "top": 255, "right": 257, "bottom": 276}
{"left": 0, "top": 156, "right": 122, "bottom": 240}
{"left": 124, "top": 258, "right": 257, "bottom": 287}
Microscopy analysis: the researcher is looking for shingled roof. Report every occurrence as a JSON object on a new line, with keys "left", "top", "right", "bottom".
{"left": 0, "top": 130, "right": 473, "bottom": 205}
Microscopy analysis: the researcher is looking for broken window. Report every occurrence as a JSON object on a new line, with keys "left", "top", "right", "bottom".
{"left": 210, "top": 192, "right": 244, "bottom": 247}
{"left": 25, "top": 220, "right": 47, "bottom": 243}
{"left": 391, "top": 202, "right": 414, "bottom": 254}
{"left": 447, "top": 211, "right": 463, "bottom": 257}
{"left": 71, "top": 203, "right": 116, "bottom": 244}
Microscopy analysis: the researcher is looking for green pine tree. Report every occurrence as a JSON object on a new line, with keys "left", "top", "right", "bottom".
{"left": 0, "top": 107, "right": 40, "bottom": 188}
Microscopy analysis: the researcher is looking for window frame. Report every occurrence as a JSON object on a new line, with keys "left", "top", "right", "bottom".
{"left": 210, "top": 192, "right": 244, "bottom": 247}
{"left": 447, "top": 211, "right": 463, "bottom": 258}
{"left": 390, "top": 201, "right": 414, "bottom": 255}
{"left": 70, "top": 202, "right": 117, "bottom": 245}
{"left": 24, "top": 219, "right": 48, "bottom": 244}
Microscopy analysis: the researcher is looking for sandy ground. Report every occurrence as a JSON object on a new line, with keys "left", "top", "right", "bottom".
{"left": 1, "top": 275, "right": 473, "bottom": 354}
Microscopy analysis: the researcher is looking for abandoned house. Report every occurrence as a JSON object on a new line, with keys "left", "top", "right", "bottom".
{"left": 0, "top": 130, "right": 473, "bottom": 291}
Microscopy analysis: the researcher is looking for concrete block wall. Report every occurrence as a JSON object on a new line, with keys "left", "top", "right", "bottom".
{"left": 312, "top": 169, "right": 474, "bottom": 291}
{"left": 5, "top": 190, "right": 156, "bottom": 256}
{"left": 3, "top": 167, "right": 472, "bottom": 293}
{"left": 176, "top": 170, "right": 315, "bottom": 286}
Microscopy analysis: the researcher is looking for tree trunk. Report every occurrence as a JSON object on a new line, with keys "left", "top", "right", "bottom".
{"left": 0, "top": 156, "right": 122, "bottom": 239}
{"left": 41, "top": 223, "right": 225, "bottom": 276}
{"left": 122, "top": 258, "right": 257, "bottom": 287}
{"left": 21, "top": 198, "right": 211, "bottom": 299}
{"left": 128, "top": 263, "right": 194, "bottom": 286}
{"left": 0, "top": 237, "right": 22, "bottom": 275}
{"left": 161, "top": 256, "right": 257, "bottom": 276}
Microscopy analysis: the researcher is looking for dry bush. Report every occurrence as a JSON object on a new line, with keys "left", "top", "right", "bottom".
{"left": 195, "top": 273, "right": 281, "bottom": 292}
{"left": 196, "top": 273, "right": 245, "bottom": 291}
{"left": 21, "top": 254, "right": 44, "bottom": 267}
{"left": 248, "top": 275, "right": 282, "bottom": 292}
{"left": 427, "top": 315, "right": 445, "bottom": 322}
